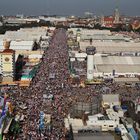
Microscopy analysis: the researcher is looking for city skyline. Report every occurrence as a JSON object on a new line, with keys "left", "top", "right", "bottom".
{"left": 0, "top": 0, "right": 140, "bottom": 16}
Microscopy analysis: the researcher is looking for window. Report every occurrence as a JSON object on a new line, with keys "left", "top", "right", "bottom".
{"left": 109, "top": 125, "right": 114, "bottom": 127}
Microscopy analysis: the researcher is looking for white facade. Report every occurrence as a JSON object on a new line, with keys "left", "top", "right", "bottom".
{"left": 75, "top": 53, "right": 87, "bottom": 61}
{"left": 0, "top": 51, "right": 16, "bottom": 81}
{"left": 70, "top": 58, "right": 76, "bottom": 62}
{"left": 87, "top": 114, "right": 117, "bottom": 131}
{"left": 102, "top": 94, "right": 120, "bottom": 108}
{"left": 75, "top": 53, "right": 87, "bottom": 58}
{"left": 87, "top": 55, "right": 94, "bottom": 80}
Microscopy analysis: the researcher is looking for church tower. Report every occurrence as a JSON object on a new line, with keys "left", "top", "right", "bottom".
{"left": 114, "top": 8, "right": 120, "bottom": 24}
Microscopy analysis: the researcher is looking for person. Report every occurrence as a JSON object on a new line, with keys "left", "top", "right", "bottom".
{"left": 90, "top": 38, "right": 92, "bottom": 45}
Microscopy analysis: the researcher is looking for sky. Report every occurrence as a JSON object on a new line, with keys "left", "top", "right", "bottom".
{"left": 0, "top": 0, "right": 140, "bottom": 16}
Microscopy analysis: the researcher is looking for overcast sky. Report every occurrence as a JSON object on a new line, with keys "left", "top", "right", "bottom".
{"left": 0, "top": 0, "right": 140, "bottom": 16}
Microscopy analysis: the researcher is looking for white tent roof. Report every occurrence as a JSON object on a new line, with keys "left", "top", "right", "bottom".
{"left": 80, "top": 41, "right": 140, "bottom": 52}
{"left": 93, "top": 55, "right": 140, "bottom": 65}
{"left": 10, "top": 41, "right": 34, "bottom": 50}
{"left": 29, "top": 54, "right": 42, "bottom": 59}
{"left": 102, "top": 94, "right": 119, "bottom": 104}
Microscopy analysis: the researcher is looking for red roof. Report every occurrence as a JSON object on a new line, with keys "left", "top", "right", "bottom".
{"left": 2, "top": 49, "right": 15, "bottom": 53}
{"left": 104, "top": 17, "right": 114, "bottom": 22}
{"left": 104, "top": 23, "right": 114, "bottom": 27}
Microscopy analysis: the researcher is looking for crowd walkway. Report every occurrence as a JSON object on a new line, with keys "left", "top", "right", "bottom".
{"left": 18, "top": 29, "right": 71, "bottom": 140}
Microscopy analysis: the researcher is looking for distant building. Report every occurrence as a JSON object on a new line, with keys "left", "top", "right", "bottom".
{"left": 101, "top": 16, "right": 114, "bottom": 28}
{"left": 84, "top": 12, "right": 93, "bottom": 18}
{"left": 131, "top": 20, "right": 140, "bottom": 30}
{"left": 114, "top": 8, "right": 120, "bottom": 24}
{"left": 3, "top": 18, "right": 40, "bottom": 25}
{"left": 100, "top": 8, "right": 120, "bottom": 27}
{"left": 16, "top": 14, "right": 24, "bottom": 18}
{"left": 78, "top": 28, "right": 140, "bottom": 78}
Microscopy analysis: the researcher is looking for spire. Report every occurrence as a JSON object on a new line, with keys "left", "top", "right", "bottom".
{"left": 114, "top": 8, "right": 120, "bottom": 23}
{"left": 114, "top": 0, "right": 120, "bottom": 23}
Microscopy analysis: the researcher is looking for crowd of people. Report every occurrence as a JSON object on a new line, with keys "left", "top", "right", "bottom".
{"left": 20, "top": 29, "right": 71, "bottom": 140}
{"left": 10, "top": 28, "right": 77, "bottom": 140}
{"left": 1, "top": 28, "right": 140, "bottom": 140}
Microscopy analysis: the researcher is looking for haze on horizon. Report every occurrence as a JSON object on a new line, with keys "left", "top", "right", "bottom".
{"left": 0, "top": 0, "right": 140, "bottom": 16}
